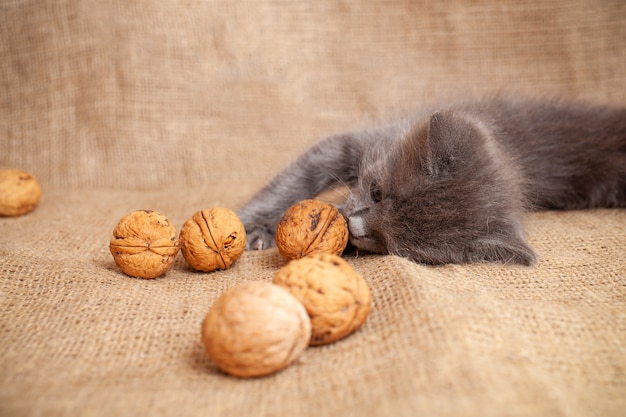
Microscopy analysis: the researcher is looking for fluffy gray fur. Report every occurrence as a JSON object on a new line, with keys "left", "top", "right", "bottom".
{"left": 237, "top": 97, "right": 626, "bottom": 265}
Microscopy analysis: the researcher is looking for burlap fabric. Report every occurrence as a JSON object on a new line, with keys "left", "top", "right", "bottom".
{"left": 1, "top": 1, "right": 625, "bottom": 416}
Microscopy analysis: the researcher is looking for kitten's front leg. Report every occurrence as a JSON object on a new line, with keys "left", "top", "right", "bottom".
{"left": 238, "top": 133, "right": 365, "bottom": 250}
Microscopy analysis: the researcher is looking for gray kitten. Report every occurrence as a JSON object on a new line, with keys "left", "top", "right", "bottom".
{"left": 237, "top": 97, "right": 626, "bottom": 265}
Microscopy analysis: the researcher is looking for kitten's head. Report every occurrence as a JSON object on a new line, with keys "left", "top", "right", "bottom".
{"left": 342, "top": 111, "right": 536, "bottom": 265}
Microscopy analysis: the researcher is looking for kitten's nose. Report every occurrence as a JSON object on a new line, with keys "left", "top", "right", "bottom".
{"left": 347, "top": 216, "right": 367, "bottom": 238}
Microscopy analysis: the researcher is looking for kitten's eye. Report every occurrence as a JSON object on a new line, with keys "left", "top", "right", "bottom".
{"left": 370, "top": 182, "right": 383, "bottom": 203}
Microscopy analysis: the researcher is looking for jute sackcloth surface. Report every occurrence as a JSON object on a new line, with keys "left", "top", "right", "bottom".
{"left": 1, "top": 189, "right": 625, "bottom": 417}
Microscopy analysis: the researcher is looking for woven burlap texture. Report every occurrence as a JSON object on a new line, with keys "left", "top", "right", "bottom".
{"left": 1, "top": 1, "right": 625, "bottom": 416}
{"left": 1, "top": 1, "right": 625, "bottom": 189}
{"left": 2, "top": 189, "right": 625, "bottom": 416}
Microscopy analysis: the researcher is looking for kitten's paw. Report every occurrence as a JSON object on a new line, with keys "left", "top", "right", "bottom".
{"left": 245, "top": 226, "right": 276, "bottom": 251}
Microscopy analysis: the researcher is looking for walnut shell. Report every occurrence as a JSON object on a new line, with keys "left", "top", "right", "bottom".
{"left": 202, "top": 281, "right": 312, "bottom": 378}
{"left": 0, "top": 169, "right": 42, "bottom": 217}
{"left": 275, "top": 199, "right": 348, "bottom": 261}
{"left": 272, "top": 253, "right": 371, "bottom": 346}
{"left": 179, "top": 208, "right": 246, "bottom": 272}
{"left": 109, "top": 210, "right": 180, "bottom": 279}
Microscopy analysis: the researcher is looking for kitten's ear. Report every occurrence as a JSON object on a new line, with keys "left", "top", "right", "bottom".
{"left": 400, "top": 229, "right": 537, "bottom": 266}
{"left": 472, "top": 231, "right": 537, "bottom": 266}
{"left": 425, "top": 111, "right": 484, "bottom": 176}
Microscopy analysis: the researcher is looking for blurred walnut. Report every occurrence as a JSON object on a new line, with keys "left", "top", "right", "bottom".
{"left": 202, "top": 281, "right": 311, "bottom": 378}
{"left": 275, "top": 199, "right": 348, "bottom": 260}
{"left": 179, "top": 208, "right": 246, "bottom": 272}
{"left": 0, "top": 169, "right": 42, "bottom": 217}
{"left": 109, "top": 210, "right": 180, "bottom": 279}
{"left": 272, "top": 253, "right": 371, "bottom": 346}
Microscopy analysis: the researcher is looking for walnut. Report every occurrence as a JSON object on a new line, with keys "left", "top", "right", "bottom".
{"left": 0, "top": 169, "right": 42, "bottom": 217}
{"left": 202, "top": 281, "right": 311, "bottom": 378}
{"left": 275, "top": 199, "right": 348, "bottom": 261}
{"left": 109, "top": 210, "right": 180, "bottom": 279}
{"left": 179, "top": 208, "right": 246, "bottom": 272}
{"left": 272, "top": 253, "right": 371, "bottom": 346}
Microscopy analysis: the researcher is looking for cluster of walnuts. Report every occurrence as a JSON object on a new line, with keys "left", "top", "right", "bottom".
{"left": 109, "top": 199, "right": 372, "bottom": 378}
{"left": 3, "top": 168, "right": 372, "bottom": 377}
{"left": 109, "top": 207, "right": 246, "bottom": 279}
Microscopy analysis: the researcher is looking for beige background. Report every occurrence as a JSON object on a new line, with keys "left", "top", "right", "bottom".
{"left": 2, "top": 1, "right": 625, "bottom": 189}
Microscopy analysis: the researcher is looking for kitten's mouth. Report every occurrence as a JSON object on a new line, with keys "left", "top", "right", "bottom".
{"left": 347, "top": 215, "right": 385, "bottom": 253}
{"left": 349, "top": 235, "right": 384, "bottom": 254}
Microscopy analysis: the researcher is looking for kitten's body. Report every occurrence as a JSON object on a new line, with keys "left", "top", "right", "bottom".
{"left": 238, "top": 97, "right": 626, "bottom": 265}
